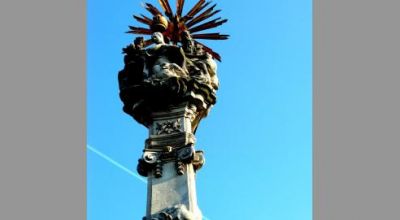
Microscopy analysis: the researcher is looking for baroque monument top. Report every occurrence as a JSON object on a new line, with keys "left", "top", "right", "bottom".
{"left": 119, "top": 0, "right": 229, "bottom": 128}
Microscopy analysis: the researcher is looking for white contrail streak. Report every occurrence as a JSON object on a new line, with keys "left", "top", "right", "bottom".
{"left": 87, "top": 144, "right": 211, "bottom": 220}
{"left": 87, "top": 144, "right": 146, "bottom": 183}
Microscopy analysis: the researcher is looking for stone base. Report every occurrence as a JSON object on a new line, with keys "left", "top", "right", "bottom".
{"left": 145, "top": 162, "right": 202, "bottom": 220}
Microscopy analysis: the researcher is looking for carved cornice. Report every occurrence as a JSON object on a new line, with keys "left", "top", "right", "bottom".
{"left": 137, "top": 145, "right": 204, "bottom": 178}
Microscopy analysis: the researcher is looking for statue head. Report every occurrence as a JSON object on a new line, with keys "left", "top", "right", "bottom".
{"left": 134, "top": 37, "right": 144, "bottom": 49}
{"left": 151, "top": 32, "right": 165, "bottom": 45}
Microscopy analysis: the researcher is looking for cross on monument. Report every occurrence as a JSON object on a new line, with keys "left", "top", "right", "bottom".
{"left": 118, "top": 1, "right": 229, "bottom": 219}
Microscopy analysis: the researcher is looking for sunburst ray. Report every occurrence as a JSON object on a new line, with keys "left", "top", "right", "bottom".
{"left": 184, "top": 0, "right": 205, "bottom": 18}
{"left": 194, "top": 40, "right": 221, "bottom": 61}
{"left": 143, "top": 3, "right": 162, "bottom": 16}
{"left": 186, "top": 5, "right": 219, "bottom": 27}
{"left": 189, "top": 18, "right": 228, "bottom": 33}
{"left": 158, "top": 0, "right": 173, "bottom": 18}
{"left": 130, "top": 0, "right": 228, "bottom": 61}
{"left": 133, "top": 15, "right": 153, "bottom": 25}
{"left": 192, "top": 33, "right": 229, "bottom": 40}
{"left": 176, "top": 0, "right": 185, "bottom": 17}
{"left": 127, "top": 26, "right": 153, "bottom": 35}
{"left": 185, "top": 1, "right": 211, "bottom": 20}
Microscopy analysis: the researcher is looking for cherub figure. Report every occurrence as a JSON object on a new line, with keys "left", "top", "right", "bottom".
{"left": 145, "top": 32, "right": 188, "bottom": 80}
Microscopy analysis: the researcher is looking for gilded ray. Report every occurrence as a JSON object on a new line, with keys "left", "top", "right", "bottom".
{"left": 189, "top": 18, "right": 228, "bottom": 33}
{"left": 184, "top": 0, "right": 205, "bottom": 18}
{"left": 194, "top": 40, "right": 221, "bottom": 61}
{"left": 186, "top": 5, "right": 219, "bottom": 27}
{"left": 186, "top": 1, "right": 211, "bottom": 20}
{"left": 144, "top": 3, "right": 162, "bottom": 15}
{"left": 127, "top": 26, "right": 153, "bottom": 35}
{"left": 158, "top": 0, "right": 173, "bottom": 18}
{"left": 133, "top": 15, "right": 152, "bottom": 25}
{"left": 192, "top": 33, "right": 229, "bottom": 40}
{"left": 176, "top": 0, "right": 185, "bottom": 17}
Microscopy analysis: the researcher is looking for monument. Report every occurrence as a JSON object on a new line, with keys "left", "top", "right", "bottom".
{"left": 118, "top": 1, "right": 228, "bottom": 219}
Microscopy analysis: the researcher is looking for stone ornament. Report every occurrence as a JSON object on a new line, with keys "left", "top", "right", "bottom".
{"left": 138, "top": 145, "right": 196, "bottom": 178}
{"left": 155, "top": 119, "right": 182, "bottom": 135}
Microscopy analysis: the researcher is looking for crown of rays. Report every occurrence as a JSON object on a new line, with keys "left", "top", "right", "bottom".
{"left": 128, "top": 0, "right": 229, "bottom": 61}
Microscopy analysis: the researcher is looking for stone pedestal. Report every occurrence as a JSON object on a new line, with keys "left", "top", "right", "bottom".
{"left": 136, "top": 103, "right": 205, "bottom": 220}
{"left": 146, "top": 162, "right": 202, "bottom": 220}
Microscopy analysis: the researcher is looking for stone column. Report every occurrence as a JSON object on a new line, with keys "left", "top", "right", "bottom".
{"left": 146, "top": 160, "right": 202, "bottom": 220}
{"left": 138, "top": 103, "right": 205, "bottom": 220}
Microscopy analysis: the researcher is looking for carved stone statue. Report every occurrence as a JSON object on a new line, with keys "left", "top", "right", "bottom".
{"left": 146, "top": 32, "right": 188, "bottom": 80}
{"left": 118, "top": 37, "right": 146, "bottom": 90}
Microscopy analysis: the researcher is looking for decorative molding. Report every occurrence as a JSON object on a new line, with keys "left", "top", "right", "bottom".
{"left": 137, "top": 146, "right": 197, "bottom": 178}
{"left": 155, "top": 119, "right": 182, "bottom": 135}
{"left": 145, "top": 132, "right": 196, "bottom": 149}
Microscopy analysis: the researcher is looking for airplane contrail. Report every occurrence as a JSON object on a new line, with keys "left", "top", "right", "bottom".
{"left": 87, "top": 144, "right": 146, "bottom": 183}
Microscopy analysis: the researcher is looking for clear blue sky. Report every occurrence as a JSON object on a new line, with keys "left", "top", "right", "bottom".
{"left": 87, "top": 0, "right": 312, "bottom": 219}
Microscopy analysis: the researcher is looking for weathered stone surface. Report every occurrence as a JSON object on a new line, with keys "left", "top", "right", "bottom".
{"left": 145, "top": 162, "right": 202, "bottom": 220}
{"left": 136, "top": 103, "right": 204, "bottom": 178}
{"left": 123, "top": 87, "right": 207, "bottom": 219}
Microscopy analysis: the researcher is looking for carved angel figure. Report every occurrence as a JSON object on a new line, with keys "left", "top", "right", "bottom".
{"left": 145, "top": 32, "right": 189, "bottom": 80}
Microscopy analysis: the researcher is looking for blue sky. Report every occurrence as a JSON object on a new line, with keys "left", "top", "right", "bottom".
{"left": 87, "top": 0, "right": 312, "bottom": 219}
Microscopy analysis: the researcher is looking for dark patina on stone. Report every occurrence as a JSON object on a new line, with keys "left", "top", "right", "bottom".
{"left": 119, "top": 32, "right": 218, "bottom": 129}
